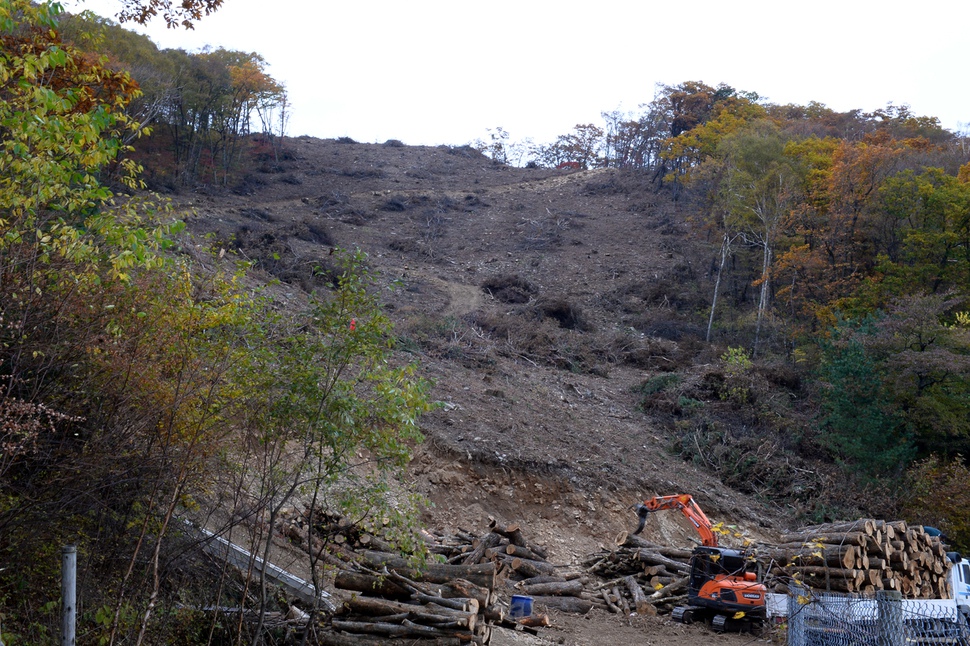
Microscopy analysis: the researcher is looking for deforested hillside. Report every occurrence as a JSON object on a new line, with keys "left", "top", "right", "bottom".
{"left": 183, "top": 135, "right": 809, "bottom": 546}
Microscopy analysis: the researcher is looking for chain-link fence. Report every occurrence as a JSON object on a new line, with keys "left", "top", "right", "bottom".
{"left": 787, "top": 585, "right": 970, "bottom": 645}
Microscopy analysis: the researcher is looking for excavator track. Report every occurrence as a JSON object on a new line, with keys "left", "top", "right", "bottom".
{"left": 671, "top": 606, "right": 698, "bottom": 624}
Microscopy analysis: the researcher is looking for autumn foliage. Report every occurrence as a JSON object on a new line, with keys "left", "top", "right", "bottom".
{"left": 0, "top": 3, "right": 429, "bottom": 643}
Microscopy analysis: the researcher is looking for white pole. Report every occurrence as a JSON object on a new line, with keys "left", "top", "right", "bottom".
{"left": 61, "top": 545, "right": 76, "bottom": 646}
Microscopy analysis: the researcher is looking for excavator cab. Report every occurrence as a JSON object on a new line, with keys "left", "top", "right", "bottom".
{"left": 674, "top": 547, "right": 766, "bottom": 630}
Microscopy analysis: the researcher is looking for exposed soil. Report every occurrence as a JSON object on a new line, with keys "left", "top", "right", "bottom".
{"left": 181, "top": 136, "right": 798, "bottom": 644}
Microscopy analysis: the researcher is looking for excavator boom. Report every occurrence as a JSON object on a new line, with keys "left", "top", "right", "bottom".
{"left": 633, "top": 494, "right": 718, "bottom": 547}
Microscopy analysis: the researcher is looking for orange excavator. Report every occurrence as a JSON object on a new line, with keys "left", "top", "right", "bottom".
{"left": 634, "top": 494, "right": 766, "bottom": 631}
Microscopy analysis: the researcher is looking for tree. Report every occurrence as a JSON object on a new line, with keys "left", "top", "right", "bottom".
{"left": 601, "top": 109, "right": 650, "bottom": 169}
{"left": 816, "top": 317, "right": 913, "bottom": 479}
{"left": 712, "top": 121, "right": 800, "bottom": 353}
{"left": 866, "top": 295, "right": 970, "bottom": 457}
{"left": 868, "top": 167, "right": 970, "bottom": 299}
{"left": 473, "top": 126, "right": 510, "bottom": 164}
{"left": 533, "top": 123, "right": 604, "bottom": 169}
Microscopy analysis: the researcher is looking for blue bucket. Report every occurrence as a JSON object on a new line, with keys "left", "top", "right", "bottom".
{"left": 509, "top": 594, "right": 533, "bottom": 619}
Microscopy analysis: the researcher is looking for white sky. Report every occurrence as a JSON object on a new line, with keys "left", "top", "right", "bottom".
{"left": 63, "top": 0, "right": 970, "bottom": 147}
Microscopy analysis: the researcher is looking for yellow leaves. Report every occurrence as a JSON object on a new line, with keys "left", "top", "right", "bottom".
{"left": 958, "top": 162, "right": 970, "bottom": 184}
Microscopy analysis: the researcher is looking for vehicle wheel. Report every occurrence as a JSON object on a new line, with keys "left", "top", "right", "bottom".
{"left": 672, "top": 606, "right": 693, "bottom": 624}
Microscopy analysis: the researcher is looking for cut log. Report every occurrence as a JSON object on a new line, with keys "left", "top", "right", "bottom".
{"left": 515, "top": 575, "right": 567, "bottom": 586}
{"left": 760, "top": 545, "right": 857, "bottom": 570}
{"left": 332, "top": 619, "right": 457, "bottom": 638}
{"left": 601, "top": 589, "right": 620, "bottom": 613}
{"left": 783, "top": 565, "right": 861, "bottom": 582}
{"left": 632, "top": 549, "right": 690, "bottom": 574}
{"left": 623, "top": 575, "right": 655, "bottom": 616}
{"left": 517, "top": 613, "right": 552, "bottom": 628}
{"left": 360, "top": 551, "right": 497, "bottom": 589}
{"left": 347, "top": 595, "right": 476, "bottom": 621}
{"left": 435, "top": 578, "right": 492, "bottom": 607}
{"left": 531, "top": 595, "right": 594, "bottom": 614}
{"left": 320, "top": 632, "right": 462, "bottom": 646}
{"left": 482, "top": 604, "right": 504, "bottom": 623}
{"left": 798, "top": 519, "right": 876, "bottom": 535}
{"left": 333, "top": 571, "right": 411, "bottom": 598}
{"left": 779, "top": 531, "right": 868, "bottom": 546}
{"left": 613, "top": 585, "right": 630, "bottom": 614}
{"left": 414, "top": 595, "right": 480, "bottom": 616}
{"left": 463, "top": 532, "right": 503, "bottom": 565}
{"left": 505, "top": 543, "right": 541, "bottom": 561}
{"left": 773, "top": 567, "right": 857, "bottom": 593}
{"left": 510, "top": 557, "right": 557, "bottom": 578}
{"left": 648, "top": 576, "right": 688, "bottom": 601}
{"left": 488, "top": 520, "right": 548, "bottom": 559}
{"left": 517, "top": 580, "right": 584, "bottom": 597}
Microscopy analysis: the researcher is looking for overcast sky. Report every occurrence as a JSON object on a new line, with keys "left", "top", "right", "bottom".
{"left": 63, "top": 0, "right": 969, "bottom": 147}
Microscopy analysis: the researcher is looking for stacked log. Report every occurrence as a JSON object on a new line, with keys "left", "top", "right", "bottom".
{"left": 764, "top": 519, "right": 952, "bottom": 598}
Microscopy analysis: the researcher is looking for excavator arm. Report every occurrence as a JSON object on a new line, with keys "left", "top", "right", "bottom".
{"left": 633, "top": 494, "right": 719, "bottom": 547}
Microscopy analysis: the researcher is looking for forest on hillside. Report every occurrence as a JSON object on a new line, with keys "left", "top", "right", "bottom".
{"left": 2, "top": 0, "right": 970, "bottom": 643}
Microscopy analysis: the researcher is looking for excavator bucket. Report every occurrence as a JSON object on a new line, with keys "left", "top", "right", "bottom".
{"left": 633, "top": 503, "right": 650, "bottom": 535}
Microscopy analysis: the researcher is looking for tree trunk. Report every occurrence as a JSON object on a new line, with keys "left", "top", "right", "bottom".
{"left": 517, "top": 580, "right": 584, "bottom": 597}
{"left": 707, "top": 233, "right": 732, "bottom": 342}
{"left": 531, "top": 595, "right": 594, "bottom": 614}
{"left": 360, "top": 551, "right": 496, "bottom": 589}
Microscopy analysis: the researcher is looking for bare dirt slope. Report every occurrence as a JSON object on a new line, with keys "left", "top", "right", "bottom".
{"left": 183, "top": 136, "right": 789, "bottom": 644}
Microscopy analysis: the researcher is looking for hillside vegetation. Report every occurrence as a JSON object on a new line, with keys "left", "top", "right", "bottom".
{"left": 2, "top": 2, "right": 970, "bottom": 644}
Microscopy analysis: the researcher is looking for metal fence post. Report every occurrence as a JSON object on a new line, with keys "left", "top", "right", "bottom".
{"left": 877, "top": 589, "right": 904, "bottom": 646}
{"left": 787, "top": 584, "right": 805, "bottom": 646}
{"left": 61, "top": 545, "right": 76, "bottom": 646}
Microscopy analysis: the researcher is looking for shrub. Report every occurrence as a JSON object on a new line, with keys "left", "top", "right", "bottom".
{"left": 903, "top": 455, "right": 970, "bottom": 552}
{"left": 636, "top": 372, "right": 681, "bottom": 396}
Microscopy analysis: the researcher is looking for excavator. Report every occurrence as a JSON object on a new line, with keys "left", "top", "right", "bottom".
{"left": 633, "top": 494, "right": 766, "bottom": 631}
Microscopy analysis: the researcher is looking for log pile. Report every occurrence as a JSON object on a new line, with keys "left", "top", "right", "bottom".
{"left": 415, "top": 520, "right": 598, "bottom": 617}
{"left": 323, "top": 519, "right": 574, "bottom": 643}
{"left": 330, "top": 552, "right": 497, "bottom": 644}
{"left": 762, "top": 519, "right": 952, "bottom": 598}
{"left": 580, "top": 532, "right": 692, "bottom": 616}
